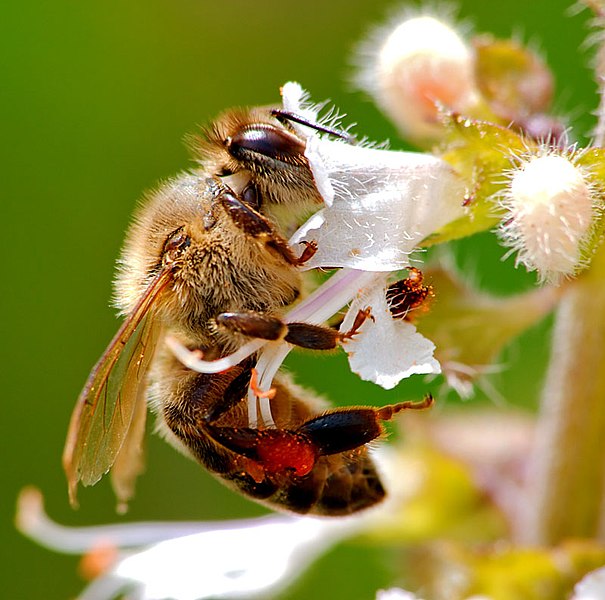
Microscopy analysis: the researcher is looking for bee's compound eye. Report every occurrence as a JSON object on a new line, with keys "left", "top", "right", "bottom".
{"left": 163, "top": 228, "right": 191, "bottom": 263}
{"left": 241, "top": 184, "right": 260, "bottom": 210}
{"left": 228, "top": 125, "right": 305, "bottom": 162}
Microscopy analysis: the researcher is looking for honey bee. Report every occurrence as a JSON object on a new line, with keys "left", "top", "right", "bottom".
{"left": 63, "top": 106, "right": 433, "bottom": 516}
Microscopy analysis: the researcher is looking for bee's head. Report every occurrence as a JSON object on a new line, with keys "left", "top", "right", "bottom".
{"left": 189, "top": 108, "right": 323, "bottom": 226}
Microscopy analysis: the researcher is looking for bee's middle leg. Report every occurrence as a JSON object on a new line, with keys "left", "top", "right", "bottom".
{"left": 217, "top": 311, "right": 371, "bottom": 350}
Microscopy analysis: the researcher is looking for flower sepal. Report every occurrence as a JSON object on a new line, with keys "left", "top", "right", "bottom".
{"left": 429, "top": 114, "right": 531, "bottom": 245}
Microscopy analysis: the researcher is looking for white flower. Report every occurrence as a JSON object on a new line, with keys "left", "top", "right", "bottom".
{"left": 292, "top": 136, "right": 464, "bottom": 271}
{"left": 170, "top": 83, "right": 465, "bottom": 427}
{"left": 340, "top": 284, "right": 440, "bottom": 390}
{"left": 354, "top": 14, "right": 480, "bottom": 143}
{"left": 16, "top": 487, "right": 365, "bottom": 600}
{"left": 498, "top": 151, "right": 596, "bottom": 283}
{"left": 18, "top": 447, "right": 415, "bottom": 600}
{"left": 111, "top": 518, "right": 344, "bottom": 600}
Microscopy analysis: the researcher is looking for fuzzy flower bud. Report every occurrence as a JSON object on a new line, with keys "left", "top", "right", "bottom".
{"left": 499, "top": 152, "right": 595, "bottom": 283}
{"left": 573, "top": 566, "right": 605, "bottom": 599}
{"left": 356, "top": 14, "right": 480, "bottom": 144}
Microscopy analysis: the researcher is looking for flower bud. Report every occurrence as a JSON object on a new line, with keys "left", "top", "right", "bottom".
{"left": 499, "top": 153, "right": 595, "bottom": 283}
{"left": 356, "top": 15, "right": 480, "bottom": 144}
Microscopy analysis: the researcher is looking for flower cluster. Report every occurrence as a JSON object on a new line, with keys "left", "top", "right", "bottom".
{"left": 355, "top": 7, "right": 562, "bottom": 146}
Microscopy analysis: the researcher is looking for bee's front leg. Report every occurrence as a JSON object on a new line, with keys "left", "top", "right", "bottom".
{"left": 216, "top": 310, "right": 372, "bottom": 351}
{"left": 217, "top": 191, "right": 317, "bottom": 266}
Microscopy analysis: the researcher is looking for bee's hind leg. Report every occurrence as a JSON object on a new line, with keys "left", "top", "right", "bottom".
{"left": 203, "top": 395, "right": 434, "bottom": 478}
{"left": 298, "top": 395, "right": 434, "bottom": 456}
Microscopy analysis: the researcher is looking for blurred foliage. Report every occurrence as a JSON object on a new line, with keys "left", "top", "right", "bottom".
{"left": 1, "top": 0, "right": 598, "bottom": 598}
{"left": 400, "top": 539, "right": 605, "bottom": 600}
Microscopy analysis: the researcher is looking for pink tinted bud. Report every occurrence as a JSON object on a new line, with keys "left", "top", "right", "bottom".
{"left": 357, "top": 15, "right": 479, "bottom": 143}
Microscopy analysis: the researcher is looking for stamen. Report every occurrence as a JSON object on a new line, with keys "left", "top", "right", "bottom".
{"left": 166, "top": 336, "right": 266, "bottom": 374}
{"left": 247, "top": 390, "right": 259, "bottom": 430}
{"left": 250, "top": 343, "right": 292, "bottom": 428}
{"left": 249, "top": 369, "right": 277, "bottom": 400}
{"left": 248, "top": 366, "right": 278, "bottom": 428}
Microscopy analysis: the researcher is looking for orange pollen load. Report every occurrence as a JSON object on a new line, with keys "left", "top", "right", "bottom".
{"left": 256, "top": 431, "right": 317, "bottom": 477}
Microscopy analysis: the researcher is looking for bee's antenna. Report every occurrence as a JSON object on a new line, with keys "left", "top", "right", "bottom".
{"left": 270, "top": 109, "right": 356, "bottom": 144}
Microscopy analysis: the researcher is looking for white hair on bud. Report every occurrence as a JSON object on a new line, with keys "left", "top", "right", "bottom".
{"left": 354, "top": 9, "right": 479, "bottom": 142}
{"left": 498, "top": 152, "right": 596, "bottom": 283}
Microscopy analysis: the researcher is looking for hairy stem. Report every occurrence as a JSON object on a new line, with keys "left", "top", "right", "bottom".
{"left": 521, "top": 0, "right": 605, "bottom": 544}
{"left": 521, "top": 248, "right": 605, "bottom": 544}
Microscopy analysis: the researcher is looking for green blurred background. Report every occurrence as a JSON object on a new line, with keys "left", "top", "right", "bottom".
{"left": 1, "top": 1, "right": 597, "bottom": 598}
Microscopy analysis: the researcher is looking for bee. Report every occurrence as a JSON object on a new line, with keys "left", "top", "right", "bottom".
{"left": 63, "top": 106, "right": 433, "bottom": 516}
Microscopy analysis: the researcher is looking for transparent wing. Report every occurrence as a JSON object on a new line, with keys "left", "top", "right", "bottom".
{"left": 110, "top": 372, "right": 149, "bottom": 513}
{"left": 63, "top": 269, "right": 171, "bottom": 507}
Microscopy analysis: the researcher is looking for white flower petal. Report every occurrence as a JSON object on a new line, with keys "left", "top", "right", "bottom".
{"left": 291, "top": 136, "right": 465, "bottom": 271}
{"left": 340, "top": 283, "right": 441, "bottom": 389}
{"left": 112, "top": 515, "right": 358, "bottom": 600}
{"left": 282, "top": 82, "right": 464, "bottom": 272}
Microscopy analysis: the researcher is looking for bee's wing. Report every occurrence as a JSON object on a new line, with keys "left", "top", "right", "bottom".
{"left": 110, "top": 369, "right": 150, "bottom": 513}
{"left": 63, "top": 269, "right": 172, "bottom": 507}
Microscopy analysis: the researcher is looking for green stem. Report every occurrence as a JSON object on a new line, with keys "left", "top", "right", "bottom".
{"left": 522, "top": 249, "right": 605, "bottom": 544}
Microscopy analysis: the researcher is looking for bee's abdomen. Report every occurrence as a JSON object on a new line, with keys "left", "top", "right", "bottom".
{"left": 160, "top": 364, "right": 387, "bottom": 516}
{"left": 280, "top": 452, "right": 386, "bottom": 515}
{"left": 223, "top": 451, "right": 386, "bottom": 516}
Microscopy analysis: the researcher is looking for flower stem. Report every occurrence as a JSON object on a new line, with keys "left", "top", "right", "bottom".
{"left": 522, "top": 247, "right": 605, "bottom": 544}
{"left": 524, "top": 5, "right": 605, "bottom": 540}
